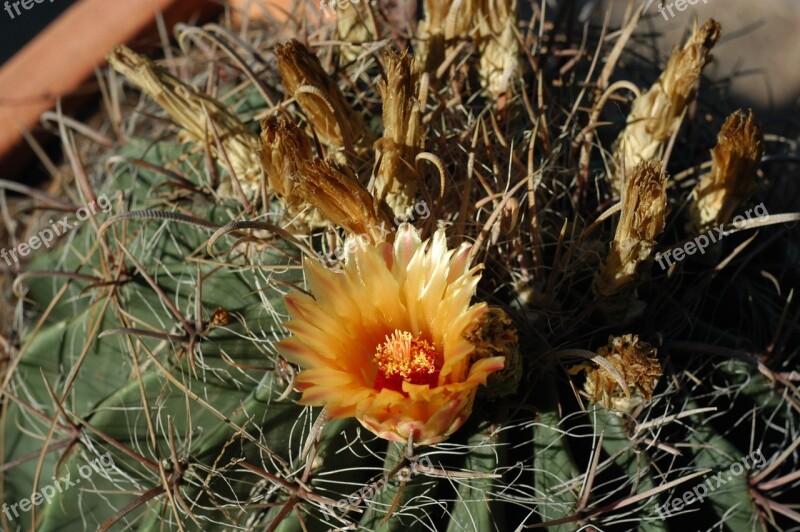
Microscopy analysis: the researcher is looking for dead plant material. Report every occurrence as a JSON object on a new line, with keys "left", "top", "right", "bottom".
{"left": 375, "top": 50, "right": 425, "bottom": 214}
{"left": 573, "top": 334, "right": 663, "bottom": 413}
{"left": 108, "top": 45, "right": 262, "bottom": 199}
{"left": 294, "top": 158, "right": 394, "bottom": 243}
{"left": 594, "top": 161, "right": 668, "bottom": 318}
{"left": 416, "top": 0, "right": 476, "bottom": 72}
{"left": 417, "top": 0, "right": 521, "bottom": 98}
{"left": 259, "top": 116, "right": 313, "bottom": 203}
{"left": 275, "top": 39, "right": 372, "bottom": 155}
{"left": 610, "top": 19, "right": 721, "bottom": 194}
{"left": 259, "top": 116, "right": 327, "bottom": 228}
{"left": 336, "top": 3, "right": 379, "bottom": 63}
{"left": 465, "top": 306, "right": 520, "bottom": 398}
{"left": 476, "top": 0, "right": 520, "bottom": 98}
{"left": 688, "top": 109, "right": 764, "bottom": 232}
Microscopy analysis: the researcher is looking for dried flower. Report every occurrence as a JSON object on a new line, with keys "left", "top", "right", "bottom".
{"left": 277, "top": 224, "right": 505, "bottom": 444}
{"left": 294, "top": 158, "right": 394, "bottom": 243}
{"left": 275, "top": 39, "right": 372, "bottom": 154}
{"left": 688, "top": 109, "right": 763, "bottom": 232}
{"left": 417, "top": 0, "right": 519, "bottom": 97}
{"left": 476, "top": 0, "right": 520, "bottom": 97}
{"left": 610, "top": 19, "right": 721, "bottom": 194}
{"left": 108, "top": 45, "right": 262, "bottom": 198}
{"left": 259, "top": 116, "right": 391, "bottom": 233}
{"left": 594, "top": 162, "right": 668, "bottom": 319}
{"left": 375, "top": 50, "right": 425, "bottom": 214}
{"left": 573, "top": 334, "right": 662, "bottom": 413}
{"left": 258, "top": 116, "right": 328, "bottom": 228}
{"left": 259, "top": 116, "right": 313, "bottom": 203}
{"left": 336, "top": 3, "right": 379, "bottom": 63}
{"left": 464, "top": 306, "right": 520, "bottom": 398}
{"left": 416, "top": 0, "right": 478, "bottom": 72}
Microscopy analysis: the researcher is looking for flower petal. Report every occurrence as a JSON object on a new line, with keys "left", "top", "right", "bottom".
{"left": 279, "top": 222, "right": 510, "bottom": 445}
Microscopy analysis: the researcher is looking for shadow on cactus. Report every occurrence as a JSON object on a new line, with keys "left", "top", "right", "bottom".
{"left": 1, "top": 1, "right": 799, "bottom": 531}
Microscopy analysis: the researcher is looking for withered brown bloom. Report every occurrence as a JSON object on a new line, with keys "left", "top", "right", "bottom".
{"left": 375, "top": 50, "right": 425, "bottom": 215}
{"left": 574, "top": 334, "right": 663, "bottom": 413}
{"left": 259, "top": 116, "right": 313, "bottom": 203}
{"left": 259, "top": 116, "right": 328, "bottom": 228}
{"left": 464, "top": 306, "right": 520, "bottom": 398}
{"left": 476, "top": 0, "right": 520, "bottom": 97}
{"left": 416, "top": 0, "right": 520, "bottom": 98}
{"left": 688, "top": 109, "right": 764, "bottom": 232}
{"left": 276, "top": 39, "right": 372, "bottom": 154}
{"left": 336, "top": 3, "right": 379, "bottom": 63}
{"left": 294, "top": 158, "right": 394, "bottom": 243}
{"left": 108, "top": 45, "right": 262, "bottom": 199}
{"left": 610, "top": 19, "right": 721, "bottom": 194}
{"left": 415, "top": 0, "right": 476, "bottom": 71}
{"left": 595, "top": 161, "right": 668, "bottom": 300}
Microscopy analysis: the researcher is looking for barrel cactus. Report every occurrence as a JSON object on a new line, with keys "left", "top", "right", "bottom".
{"left": 1, "top": 1, "right": 798, "bottom": 531}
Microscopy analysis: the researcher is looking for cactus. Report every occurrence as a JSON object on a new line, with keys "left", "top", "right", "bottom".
{"left": 2, "top": 2, "right": 799, "bottom": 531}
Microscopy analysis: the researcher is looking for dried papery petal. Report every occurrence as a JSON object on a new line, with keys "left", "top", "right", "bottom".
{"left": 258, "top": 116, "right": 327, "bottom": 228}
{"left": 258, "top": 116, "right": 313, "bottom": 202}
{"left": 594, "top": 162, "right": 668, "bottom": 319}
{"left": 573, "top": 334, "right": 662, "bottom": 413}
{"left": 375, "top": 50, "right": 425, "bottom": 214}
{"left": 464, "top": 306, "right": 520, "bottom": 398}
{"left": 108, "top": 45, "right": 262, "bottom": 198}
{"left": 336, "top": 2, "right": 379, "bottom": 63}
{"left": 610, "top": 19, "right": 721, "bottom": 194}
{"left": 476, "top": 0, "right": 520, "bottom": 98}
{"left": 417, "top": 0, "right": 519, "bottom": 98}
{"left": 416, "top": 0, "right": 479, "bottom": 72}
{"left": 276, "top": 39, "right": 372, "bottom": 154}
{"left": 688, "top": 109, "right": 763, "bottom": 232}
{"left": 295, "top": 158, "right": 394, "bottom": 243}
{"left": 443, "top": 0, "right": 478, "bottom": 40}
{"left": 414, "top": 0, "right": 448, "bottom": 70}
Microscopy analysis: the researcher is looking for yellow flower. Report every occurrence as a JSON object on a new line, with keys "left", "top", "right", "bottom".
{"left": 277, "top": 224, "right": 505, "bottom": 445}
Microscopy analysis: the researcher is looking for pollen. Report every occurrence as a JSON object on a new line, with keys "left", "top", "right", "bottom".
{"left": 373, "top": 330, "right": 441, "bottom": 393}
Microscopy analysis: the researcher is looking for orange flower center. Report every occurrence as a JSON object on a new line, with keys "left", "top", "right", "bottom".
{"left": 373, "top": 330, "right": 441, "bottom": 393}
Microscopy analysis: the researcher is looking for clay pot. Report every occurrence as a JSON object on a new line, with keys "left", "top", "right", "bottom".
{"left": 0, "top": 0, "right": 290, "bottom": 180}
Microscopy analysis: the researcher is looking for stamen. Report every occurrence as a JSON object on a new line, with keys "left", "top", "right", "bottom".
{"left": 373, "top": 330, "right": 440, "bottom": 393}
